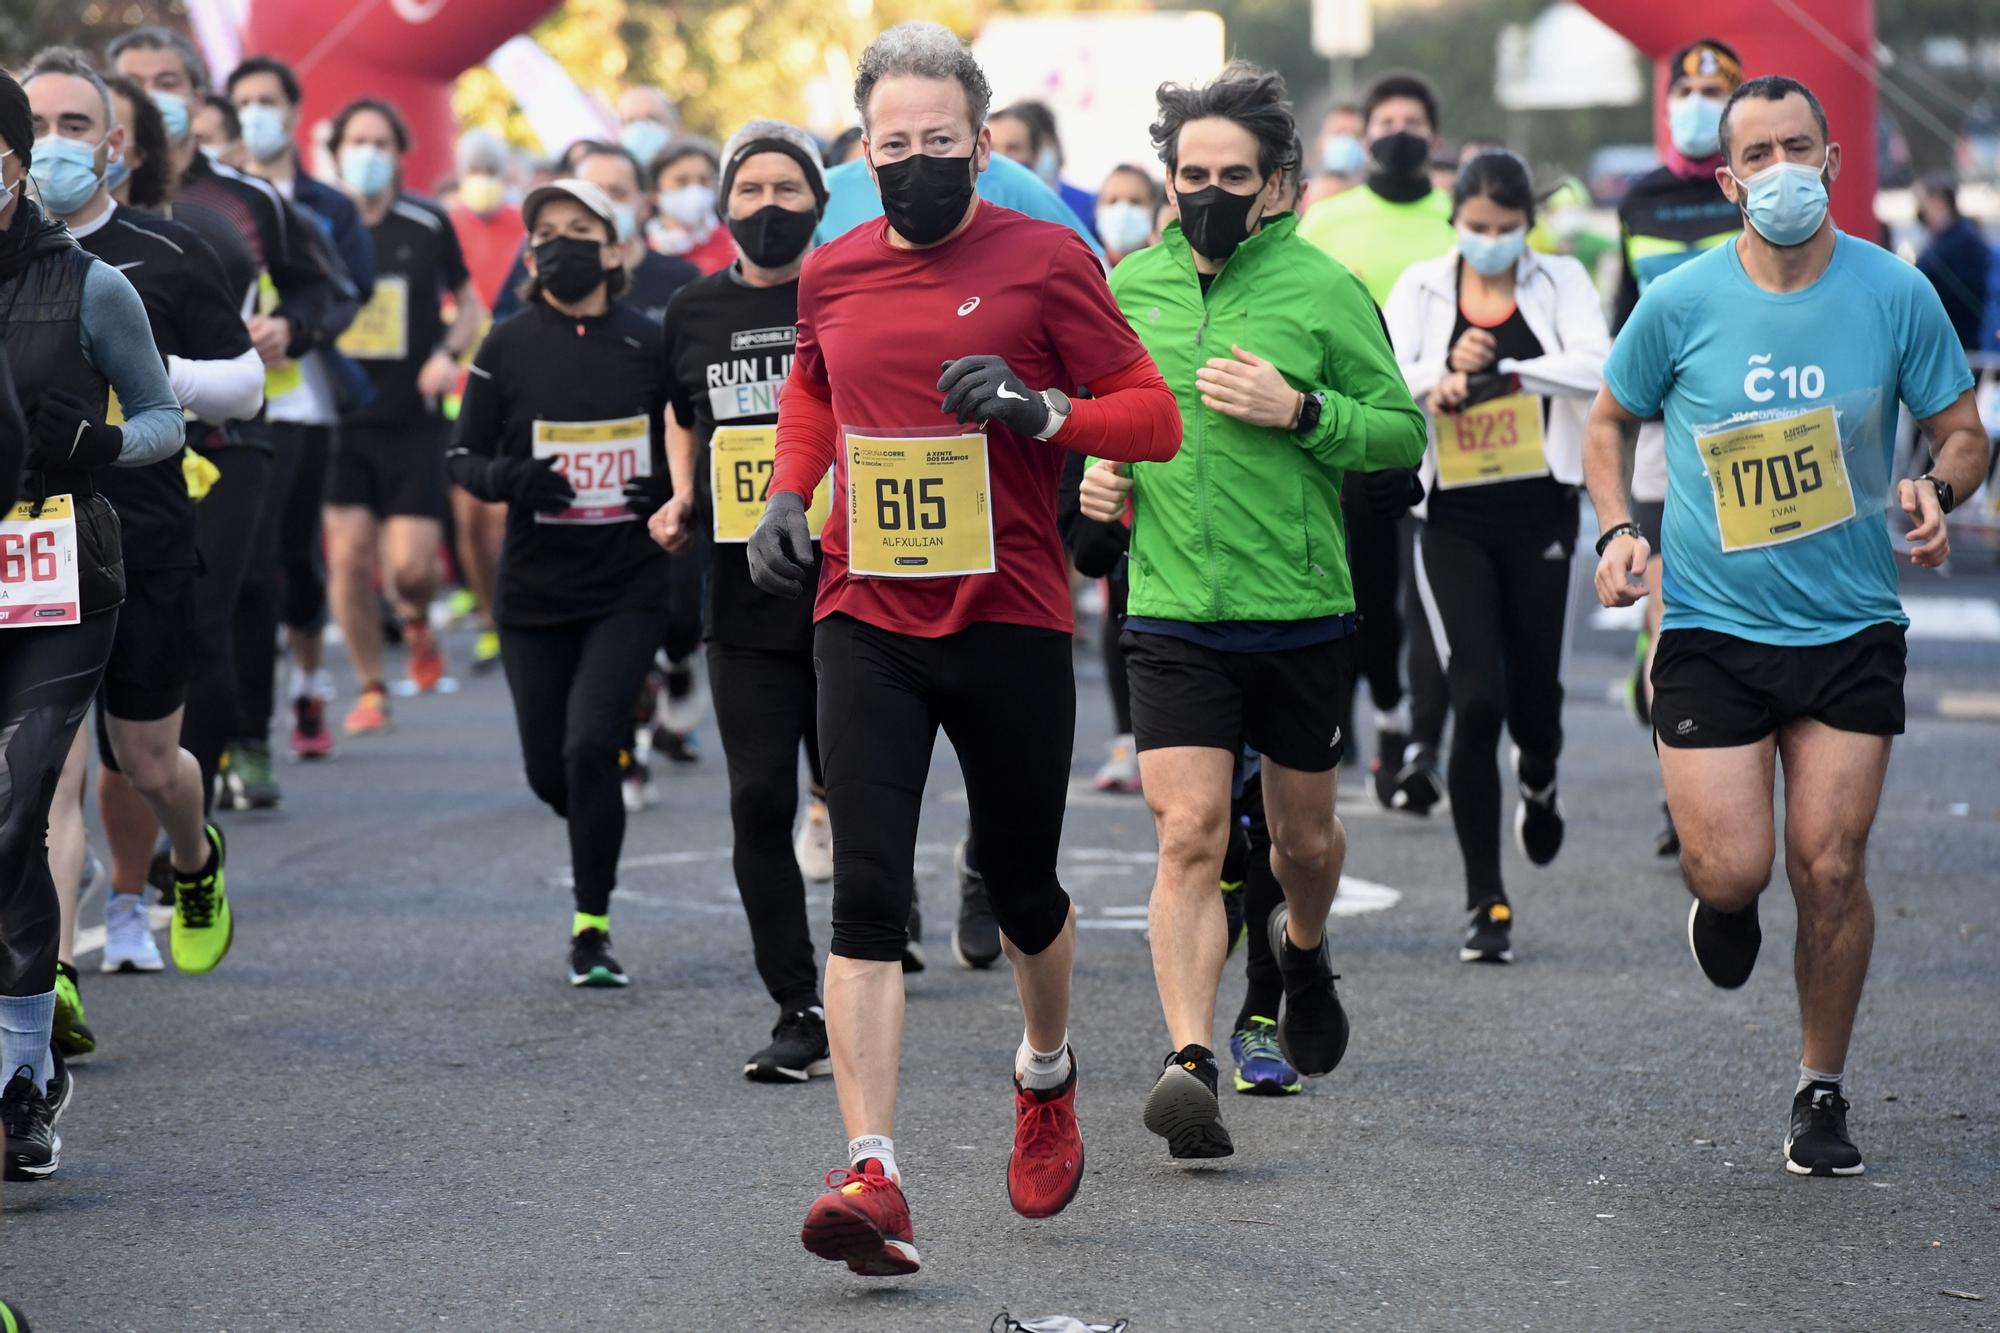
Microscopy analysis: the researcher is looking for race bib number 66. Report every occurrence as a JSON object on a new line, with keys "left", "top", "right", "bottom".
{"left": 531, "top": 415, "right": 650, "bottom": 525}
{"left": 0, "top": 494, "right": 82, "bottom": 628}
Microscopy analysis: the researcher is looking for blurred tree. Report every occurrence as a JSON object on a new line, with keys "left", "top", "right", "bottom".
{"left": 2, "top": 0, "right": 187, "bottom": 67}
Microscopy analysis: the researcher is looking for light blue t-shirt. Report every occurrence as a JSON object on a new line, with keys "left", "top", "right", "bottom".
{"left": 815, "top": 152, "right": 1102, "bottom": 253}
{"left": 1605, "top": 232, "right": 1972, "bottom": 646}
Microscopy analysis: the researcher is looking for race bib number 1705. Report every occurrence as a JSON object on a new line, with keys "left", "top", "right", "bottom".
{"left": 1697, "top": 405, "right": 1856, "bottom": 552}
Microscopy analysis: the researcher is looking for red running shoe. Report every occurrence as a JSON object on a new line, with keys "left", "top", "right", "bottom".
{"left": 291, "top": 696, "right": 333, "bottom": 760}
{"left": 1008, "top": 1054, "right": 1084, "bottom": 1219}
{"left": 800, "top": 1160, "right": 920, "bottom": 1276}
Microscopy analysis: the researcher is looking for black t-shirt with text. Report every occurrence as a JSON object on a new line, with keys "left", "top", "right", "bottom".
{"left": 345, "top": 193, "right": 470, "bottom": 427}
{"left": 625, "top": 249, "right": 702, "bottom": 326}
{"left": 663, "top": 265, "right": 814, "bottom": 651}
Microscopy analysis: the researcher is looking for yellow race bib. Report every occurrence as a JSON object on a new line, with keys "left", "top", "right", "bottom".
{"left": 531, "top": 415, "right": 650, "bottom": 525}
{"left": 257, "top": 272, "right": 303, "bottom": 399}
{"left": 844, "top": 430, "right": 993, "bottom": 579}
{"left": 0, "top": 494, "right": 81, "bottom": 628}
{"left": 1434, "top": 392, "right": 1548, "bottom": 490}
{"left": 1698, "top": 405, "right": 1855, "bottom": 552}
{"left": 336, "top": 275, "right": 410, "bottom": 362}
{"left": 709, "top": 425, "right": 830, "bottom": 544}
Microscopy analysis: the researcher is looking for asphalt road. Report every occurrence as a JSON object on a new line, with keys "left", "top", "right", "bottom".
{"left": 4, "top": 558, "right": 1997, "bottom": 1332}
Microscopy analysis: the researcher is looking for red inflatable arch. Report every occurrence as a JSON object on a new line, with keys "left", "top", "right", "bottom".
{"left": 242, "top": 0, "right": 560, "bottom": 193}
{"left": 1578, "top": 0, "right": 1878, "bottom": 235}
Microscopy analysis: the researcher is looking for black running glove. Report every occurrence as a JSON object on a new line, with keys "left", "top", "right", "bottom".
{"left": 937, "top": 355, "right": 1049, "bottom": 437}
{"left": 1359, "top": 467, "right": 1426, "bottom": 517}
{"left": 1461, "top": 370, "right": 1519, "bottom": 410}
{"left": 747, "top": 489, "right": 816, "bottom": 598}
{"left": 622, "top": 471, "right": 673, "bottom": 517}
{"left": 26, "top": 389, "right": 123, "bottom": 471}
{"left": 489, "top": 456, "right": 575, "bottom": 514}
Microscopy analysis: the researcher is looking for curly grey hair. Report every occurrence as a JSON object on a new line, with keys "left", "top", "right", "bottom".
{"left": 852, "top": 22, "right": 991, "bottom": 132}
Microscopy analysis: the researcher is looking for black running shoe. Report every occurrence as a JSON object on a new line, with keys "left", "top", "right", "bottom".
{"left": 1, "top": 1065, "right": 61, "bottom": 1182}
{"left": 1390, "top": 746, "right": 1443, "bottom": 816}
{"left": 1654, "top": 803, "right": 1681, "bottom": 858}
{"left": 1512, "top": 754, "right": 1564, "bottom": 866}
{"left": 567, "top": 928, "right": 630, "bottom": 988}
{"left": 902, "top": 900, "right": 927, "bottom": 973}
{"left": 1267, "top": 905, "right": 1350, "bottom": 1077}
{"left": 1785, "top": 1082, "right": 1864, "bottom": 1177}
{"left": 45, "top": 1046, "right": 72, "bottom": 1128}
{"left": 149, "top": 846, "right": 176, "bottom": 907}
{"left": 1370, "top": 727, "right": 1409, "bottom": 811}
{"left": 746, "top": 1007, "right": 832, "bottom": 1083}
{"left": 950, "top": 838, "right": 1001, "bottom": 970}
{"left": 1141, "top": 1045, "right": 1233, "bottom": 1159}
{"left": 1459, "top": 899, "right": 1514, "bottom": 964}
{"left": 1687, "top": 899, "right": 1760, "bottom": 989}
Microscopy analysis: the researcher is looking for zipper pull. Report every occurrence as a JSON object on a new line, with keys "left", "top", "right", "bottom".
{"left": 1195, "top": 314, "right": 1208, "bottom": 350}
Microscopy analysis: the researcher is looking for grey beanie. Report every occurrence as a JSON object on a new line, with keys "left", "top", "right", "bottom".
{"left": 718, "top": 119, "right": 829, "bottom": 218}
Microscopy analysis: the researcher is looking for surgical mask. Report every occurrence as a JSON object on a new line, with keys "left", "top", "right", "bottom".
{"left": 104, "top": 153, "right": 129, "bottom": 195}
{"left": 1458, "top": 225, "right": 1527, "bottom": 277}
{"left": 151, "top": 90, "right": 189, "bottom": 142}
{"left": 458, "top": 172, "right": 504, "bottom": 216}
{"left": 874, "top": 151, "right": 977, "bottom": 247}
{"left": 340, "top": 144, "right": 395, "bottom": 198}
{"left": 1668, "top": 94, "right": 1725, "bottom": 159}
{"left": 29, "top": 134, "right": 106, "bottom": 216}
{"left": 0, "top": 148, "right": 15, "bottom": 209}
{"left": 1033, "top": 146, "right": 1061, "bottom": 187}
{"left": 1322, "top": 134, "right": 1366, "bottom": 176}
{"left": 239, "top": 103, "right": 291, "bottom": 163}
{"left": 726, "top": 203, "right": 817, "bottom": 269}
{"left": 198, "top": 143, "right": 221, "bottom": 165}
{"left": 1176, "top": 183, "right": 1262, "bottom": 263}
{"left": 656, "top": 182, "right": 715, "bottom": 228}
{"left": 533, "top": 234, "right": 607, "bottom": 303}
{"left": 621, "top": 119, "right": 672, "bottom": 171}
{"left": 1369, "top": 131, "right": 1429, "bottom": 179}
{"left": 1095, "top": 200, "right": 1153, "bottom": 256}
{"left": 1729, "top": 155, "right": 1831, "bottom": 248}
{"left": 609, "top": 201, "right": 638, "bottom": 245}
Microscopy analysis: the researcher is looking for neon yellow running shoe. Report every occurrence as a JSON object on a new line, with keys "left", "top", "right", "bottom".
{"left": 52, "top": 962, "right": 95, "bottom": 1057}
{"left": 170, "top": 825, "right": 233, "bottom": 975}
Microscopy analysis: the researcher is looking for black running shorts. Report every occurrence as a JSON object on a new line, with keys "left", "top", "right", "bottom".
{"left": 1651, "top": 622, "right": 1906, "bottom": 749}
{"left": 328, "top": 420, "right": 450, "bottom": 521}
{"left": 1122, "top": 629, "right": 1355, "bottom": 773}
{"left": 97, "top": 564, "right": 198, "bottom": 724}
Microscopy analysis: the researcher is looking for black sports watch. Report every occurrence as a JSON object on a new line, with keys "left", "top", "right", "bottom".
{"left": 1594, "top": 521, "right": 1645, "bottom": 557}
{"left": 1919, "top": 473, "right": 1956, "bottom": 515}
{"left": 1291, "top": 391, "right": 1325, "bottom": 437}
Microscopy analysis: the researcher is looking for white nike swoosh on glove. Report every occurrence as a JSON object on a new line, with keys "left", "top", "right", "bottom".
{"left": 995, "top": 384, "right": 1028, "bottom": 401}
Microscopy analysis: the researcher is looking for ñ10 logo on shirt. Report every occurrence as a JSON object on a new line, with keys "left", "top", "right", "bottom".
{"left": 1743, "top": 354, "right": 1825, "bottom": 403}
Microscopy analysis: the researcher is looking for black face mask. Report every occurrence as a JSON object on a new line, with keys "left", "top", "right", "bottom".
{"left": 534, "top": 235, "right": 606, "bottom": 303}
{"left": 874, "top": 152, "right": 976, "bottom": 246}
{"left": 728, "top": 203, "right": 818, "bottom": 269}
{"left": 1176, "top": 184, "right": 1262, "bottom": 263}
{"left": 1369, "top": 131, "right": 1430, "bottom": 179}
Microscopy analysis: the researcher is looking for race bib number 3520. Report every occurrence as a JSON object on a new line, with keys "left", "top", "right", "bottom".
{"left": 0, "top": 494, "right": 81, "bottom": 628}
{"left": 531, "top": 415, "right": 651, "bottom": 525}
{"left": 1698, "top": 405, "right": 1856, "bottom": 552}
{"left": 844, "top": 431, "right": 993, "bottom": 579}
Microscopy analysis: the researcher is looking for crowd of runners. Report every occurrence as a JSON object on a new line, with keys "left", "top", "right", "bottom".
{"left": 0, "top": 16, "right": 1990, "bottom": 1294}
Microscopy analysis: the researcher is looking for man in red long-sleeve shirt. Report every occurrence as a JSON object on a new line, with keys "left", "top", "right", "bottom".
{"left": 746, "top": 21, "right": 1179, "bottom": 1278}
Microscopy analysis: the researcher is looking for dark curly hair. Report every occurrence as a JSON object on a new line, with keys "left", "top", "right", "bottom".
{"left": 1149, "top": 63, "right": 1299, "bottom": 181}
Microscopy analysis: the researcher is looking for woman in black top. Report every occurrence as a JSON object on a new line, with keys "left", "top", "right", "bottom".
{"left": 448, "top": 178, "right": 671, "bottom": 988}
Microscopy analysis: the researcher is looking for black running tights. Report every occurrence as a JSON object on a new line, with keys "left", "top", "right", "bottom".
{"left": 183, "top": 446, "right": 271, "bottom": 808}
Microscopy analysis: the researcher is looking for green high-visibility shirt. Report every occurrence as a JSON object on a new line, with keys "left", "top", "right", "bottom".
{"left": 1297, "top": 185, "right": 1456, "bottom": 307}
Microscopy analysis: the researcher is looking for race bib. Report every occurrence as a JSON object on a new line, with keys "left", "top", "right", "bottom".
{"left": 1435, "top": 393, "right": 1548, "bottom": 490}
{"left": 336, "top": 275, "right": 409, "bottom": 362}
{"left": 531, "top": 415, "right": 651, "bottom": 525}
{"left": 257, "top": 272, "right": 303, "bottom": 399}
{"left": 1698, "top": 405, "right": 1855, "bottom": 552}
{"left": 709, "top": 425, "right": 830, "bottom": 544}
{"left": 0, "top": 495, "right": 82, "bottom": 628}
{"left": 844, "top": 430, "right": 993, "bottom": 579}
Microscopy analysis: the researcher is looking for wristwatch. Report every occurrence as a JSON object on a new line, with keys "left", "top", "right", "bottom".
{"left": 1035, "top": 387, "right": 1073, "bottom": 441}
{"left": 1594, "top": 521, "right": 1645, "bottom": 557}
{"left": 1291, "top": 391, "right": 1325, "bottom": 437}
{"left": 1918, "top": 473, "right": 1956, "bottom": 515}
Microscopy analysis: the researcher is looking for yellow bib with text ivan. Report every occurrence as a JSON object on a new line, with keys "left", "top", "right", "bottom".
{"left": 1434, "top": 393, "right": 1548, "bottom": 490}
{"left": 710, "top": 426, "right": 831, "bottom": 543}
{"left": 1698, "top": 406, "right": 1855, "bottom": 552}
{"left": 844, "top": 431, "right": 993, "bottom": 579}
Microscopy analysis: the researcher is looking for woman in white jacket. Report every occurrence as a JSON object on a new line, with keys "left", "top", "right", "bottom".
{"left": 1382, "top": 150, "right": 1611, "bottom": 966}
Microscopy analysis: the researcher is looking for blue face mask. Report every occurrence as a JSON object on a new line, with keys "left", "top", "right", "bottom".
{"left": 621, "top": 119, "right": 672, "bottom": 171}
{"left": 1321, "top": 134, "right": 1366, "bottom": 176}
{"left": 151, "top": 90, "right": 190, "bottom": 143}
{"left": 340, "top": 144, "right": 395, "bottom": 198}
{"left": 1033, "top": 146, "right": 1061, "bottom": 187}
{"left": 1458, "top": 225, "right": 1527, "bottom": 277}
{"left": 104, "top": 152, "right": 129, "bottom": 195}
{"left": 239, "top": 102, "right": 291, "bottom": 163}
{"left": 1095, "top": 200, "right": 1153, "bottom": 257}
{"left": 1729, "top": 155, "right": 1830, "bottom": 248}
{"left": 1668, "top": 95, "right": 1726, "bottom": 158}
{"left": 29, "top": 134, "right": 106, "bottom": 215}
{"left": 609, "top": 200, "right": 638, "bottom": 245}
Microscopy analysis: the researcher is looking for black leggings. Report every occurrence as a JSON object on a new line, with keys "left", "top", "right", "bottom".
{"left": 272, "top": 421, "right": 332, "bottom": 635}
{"left": 815, "top": 614, "right": 1074, "bottom": 963}
{"left": 1232, "top": 762, "right": 1284, "bottom": 1012}
{"left": 1340, "top": 482, "right": 1405, "bottom": 715}
{"left": 1102, "top": 566, "right": 1131, "bottom": 735}
{"left": 501, "top": 610, "right": 667, "bottom": 916}
{"left": 1406, "top": 522, "right": 1450, "bottom": 753}
{"left": 709, "top": 639, "right": 821, "bottom": 1012}
{"left": 664, "top": 540, "right": 705, "bottom": 665}
{"left": 234, "top": 426, "right": 307, "bottom": 743}
{"left": 183, "top": 446, "right": 271, "bottom": 807}
{"left": 1415, "top": 520, "right": 1572, "bottom": 906}
{"left": 1, "top": 612, "right": 118, "bottom": 996}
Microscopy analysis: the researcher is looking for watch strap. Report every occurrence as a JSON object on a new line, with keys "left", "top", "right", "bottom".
{"left": 1594, "top": 521, "right": 1644, "bottom": 557}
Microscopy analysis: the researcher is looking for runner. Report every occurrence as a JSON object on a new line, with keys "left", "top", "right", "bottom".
{"left": 227, "top": 52, "right": 380, "bottom": 769}
{"left": 763, "top": 22, "right": 1179, "bottom": 1271}
{"left": 647, "top": 137, "right": 735, "bottom": 273}
{"left": 647, "top": 118, "right": 834, "bottom": 1080}
{"left": 988, "top": 101, "right": 1100, "bottom": 243}
{"left": 1297, "top": 70, "right": 1457, "bottom": 815}
{"left": 1586, "top": 76, "right": 1986, "bottom": 1176}
{"left": 1611, "top": 38, "right": 1746, "bottom": 859}
{"left": 0, "top": 67, "right": 193, "bottom": 1181}
{"left": 325, "top": 96, "right": 484, "bottom": 732}
{"left": 615, "top": 86, "right": 679, "bottom": 180}
{"left": 1384, "top": 149, "right": 1611, "bottom": 964}
{"left": 446, "top": 177, "right": 671, "bottom": 987}
{"left": 1081, "top": 65, "right": 1424, "bottom": 1157}
{"left": 24, "top": 49, "right": 258, "bottom": 1030}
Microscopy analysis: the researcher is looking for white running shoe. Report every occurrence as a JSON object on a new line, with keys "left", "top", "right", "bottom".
{"left": 622, "top": 765, "right": 654, "bottom": 814}
{"left": 659, "top": 655, "right": 709, "bottom": 736}
{"left": 1093, "top": 734, "right": 1142, "bottom": 793}
{"left": 795, "top": 799, "right": 834, "bottom": 882}
{"left": 101, "top": 893, "right": 164, "bottom": 973}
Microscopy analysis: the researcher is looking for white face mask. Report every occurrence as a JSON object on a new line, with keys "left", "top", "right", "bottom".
{"left": 656, "top": 181, "right": 715, "bottom": 228}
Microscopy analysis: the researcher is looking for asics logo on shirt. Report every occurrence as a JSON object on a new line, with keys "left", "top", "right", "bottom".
{"left": 995, "top": 384, "right": 1029, "bottom": 402}
{"left": 956, "top": 297, "right": 981, "bottom": 316}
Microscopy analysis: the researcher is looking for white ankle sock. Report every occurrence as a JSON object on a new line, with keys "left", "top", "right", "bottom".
{"left": 1374, "top": 700, "right": 1412, "bottom": 734}
{"left": 1797, "top": 1063, "right": 1842, "bottom": 1096}
{"left": 848, "top": 1134, "right": 898, "bottom": 1181}
{"left": 1015, "top": 1033, "right": 1072, "bottom": 1091}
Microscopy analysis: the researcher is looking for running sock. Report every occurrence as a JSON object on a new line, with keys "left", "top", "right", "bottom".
{"left": 572, "top": 911, "right": 610, "bottom": 937}
{"left": 1234, "top": 986, "right": 1281, "bottom": 1034}
{"left": 110, "top": 891, "right": 145, "bottom": 915}
{"left": 1015, "top": 1032, "right": 1072, "bottom": 1090}
{"left": 1373, "top": 699, "right": 1412, "bottom": 735}
{"left": 0, "top": 990, "right": 57, "bottom": 1093}
{"left": 848, "top": 1134, "right": 899, "bottom": 1182}
{"left": 1797, "top": 1064, "right": 1842, "bottom": 1097}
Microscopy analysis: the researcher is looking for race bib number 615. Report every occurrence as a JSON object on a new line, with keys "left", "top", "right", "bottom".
{"left": 844, "top": 430, "right": 993, "bottom": 578}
